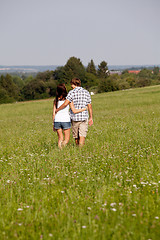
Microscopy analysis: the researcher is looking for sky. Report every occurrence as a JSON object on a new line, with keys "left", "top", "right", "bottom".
{"left": 0, "top": 0, "right": 160, "bottom": 66}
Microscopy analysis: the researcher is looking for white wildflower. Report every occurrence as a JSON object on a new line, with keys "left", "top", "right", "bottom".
{"left": 110, "top": 203, "right": 116, "bottom": 207}
{"left": 111, "top": 208, "right": 117, "bottom": 211}
{"left": 17, "top": 208, "right": 23, "bottom": 211}
{"left": 141, "top": 182, "right": 148, "bottom": 185}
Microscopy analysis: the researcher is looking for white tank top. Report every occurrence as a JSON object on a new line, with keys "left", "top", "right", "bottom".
{"left": 54, "top": 100, "right": 71, "bottom": 122}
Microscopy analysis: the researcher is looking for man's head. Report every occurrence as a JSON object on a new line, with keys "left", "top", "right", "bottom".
{"left": 70, "top": 78, "right": 81, "bottom": 88}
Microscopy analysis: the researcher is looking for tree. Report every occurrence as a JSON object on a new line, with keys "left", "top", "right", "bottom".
{"left": 63, "top": 57, "right": 86, "bottom": 84}
{"left": 122, "top": 69, "right": 129, "bottom": 75}
{"left": 12, "top": 76, "right": 24, "bottom": 89}
{"left": 54, "top": 57, "right": 86, "bottom": 84}
{"left": 46, "top": 80, "right": 57, "bottom": 96}
{"left": 84, "top": 73, "right": 99, "bottom": 89}
{"left": 136, "top": 69, "right": 152, "bottom": 87}
{"left": 36, "top": 70, "right": 54, "bottom": 82}
{"left": 97, "top": 61, "right": 109, "bottom": 78}
{"left": 0, "top": 87, "right": 15, "bottom": 104}
{"left": 21, "top": 71, "right": 58, "bottom": 100}
{"left": 86, "top": 59, "right": 97, "bottom": 76}
{"left": 24, "top": 75, "right": 34, "bottom": 84}
{"left": 54, "top": 66, "right": 66, "bottom": 83}
{"left": 0, "top": 74, "right": 19, "bottom": 100}
{"left": 125, "top": 76, "right": 137, "bottom": 88}
{"left": 153, "top": 66, "right": 159, "bottom": 75}
{"left": 98, "top": 75, "right": 119, "bottom": 93}
{"left": 138, "top": 68, "right": 152, "bottom": 78}
{"left": 21, "top": 79, "right": 46, "bottom": 100}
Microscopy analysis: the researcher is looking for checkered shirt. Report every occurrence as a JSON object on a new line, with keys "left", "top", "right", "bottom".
{"left": 66, "top": 87, "right": 91, "bottom": 121}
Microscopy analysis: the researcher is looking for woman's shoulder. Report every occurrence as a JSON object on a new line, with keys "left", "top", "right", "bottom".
{"left": 58, "top": 99, "right": 65, "bottom": 103}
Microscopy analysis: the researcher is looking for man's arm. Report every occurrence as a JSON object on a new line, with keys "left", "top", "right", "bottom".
{"left": 88, "top": 103, "right": 93, "bottom": 126}
{"left": 55, "top": 99, "right": 70, "bottom": 114}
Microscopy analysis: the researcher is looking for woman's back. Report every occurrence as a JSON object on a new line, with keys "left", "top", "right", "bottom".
{"left": 54, "top": 100, "right": 70, "bottom": 122}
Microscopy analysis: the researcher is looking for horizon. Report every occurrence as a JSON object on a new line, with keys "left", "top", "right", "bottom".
{"left": 0, "top": 63, "right": 159, "bottom": 74}
{"left": 0, "top": 63, "right": 160, "bottom": 67}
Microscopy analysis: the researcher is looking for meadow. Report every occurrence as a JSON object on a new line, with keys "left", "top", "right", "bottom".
{"left": 0, "top": 85, "right": 160, "bottom": 240}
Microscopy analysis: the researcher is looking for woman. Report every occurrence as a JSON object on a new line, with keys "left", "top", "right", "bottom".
{"left": 52, "top": 84, "right": 87, "bottom": 148}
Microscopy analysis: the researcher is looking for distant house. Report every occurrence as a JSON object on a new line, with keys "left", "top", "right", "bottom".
{"left": 128, "top": 70, "right": 141, "bottom": 74}
{"left": 109, "top": 70, "right": 122, "bottom": 75}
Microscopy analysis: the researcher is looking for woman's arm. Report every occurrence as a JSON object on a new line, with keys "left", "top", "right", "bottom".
{"left": 69, "top": 102, "right": 87, "bottom": 114}
{"left": 52, "top": 100, "right": 56, "bottom": 131}
{"left": 53, "top": 100, "right": 56, "bottom": 121}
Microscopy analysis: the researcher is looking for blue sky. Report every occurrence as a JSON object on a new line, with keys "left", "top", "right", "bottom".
{"left": 0, "top": 0, "right": 159, "bottom": 66}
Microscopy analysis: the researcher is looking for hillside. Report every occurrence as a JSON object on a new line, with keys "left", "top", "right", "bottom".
{"left": 0, "top": 86, "right": 160, "bottom": 239}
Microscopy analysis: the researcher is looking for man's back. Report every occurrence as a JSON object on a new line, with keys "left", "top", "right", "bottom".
{"left": 66, "top": 87, "right": 91, "bottom": 121}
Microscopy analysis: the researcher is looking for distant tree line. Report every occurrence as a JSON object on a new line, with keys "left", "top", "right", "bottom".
{"left": 0, "top": 56, "right": 160, "bottom": 104}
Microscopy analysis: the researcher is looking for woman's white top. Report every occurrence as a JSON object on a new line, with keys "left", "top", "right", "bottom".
{"left": 54, "top": 100, "right": 71, "bottom": 122}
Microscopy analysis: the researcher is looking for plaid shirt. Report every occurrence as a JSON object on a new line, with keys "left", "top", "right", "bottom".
{"left": 66, "top": 87, "right": 91, "bottom": 121}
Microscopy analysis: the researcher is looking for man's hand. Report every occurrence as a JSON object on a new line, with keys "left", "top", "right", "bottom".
{"left": 88, "top": 118, "right": 93, "bottom": 126}
{"left": 88, "top": 104, "right": 93, "bottom": 126}
{"left": 55, "top": 109, "right": 58, "bottom": 114}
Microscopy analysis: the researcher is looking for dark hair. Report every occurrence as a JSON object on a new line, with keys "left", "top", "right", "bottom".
{"left": 55, "top": 84, "right": 67, "bottom": 108}
{"left": 70, "top": 78, "right": 81, "bottom": 86}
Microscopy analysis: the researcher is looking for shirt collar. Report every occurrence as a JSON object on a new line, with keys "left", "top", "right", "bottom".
{"left": 74, "top": 86, "right": 81, "bottom": 90}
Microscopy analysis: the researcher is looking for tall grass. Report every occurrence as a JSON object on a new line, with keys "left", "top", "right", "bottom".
{"left": 0, "top": 86, "right": 160, "bottom": 239}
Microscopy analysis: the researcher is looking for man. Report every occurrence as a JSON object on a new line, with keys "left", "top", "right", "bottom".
{"left": 55, "top": 78, "right": 93, "bottom": 147}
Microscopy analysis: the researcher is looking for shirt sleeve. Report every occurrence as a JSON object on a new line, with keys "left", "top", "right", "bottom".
{"left": 86, "top": 91, "right": 91, "bottom": 104}
{"left": 66, "top": 90, "right": 73, "bottom": 102}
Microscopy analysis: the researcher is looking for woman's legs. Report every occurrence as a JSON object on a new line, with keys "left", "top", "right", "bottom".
{"left": 56, "top": 128, "right": 70, "bottom": 148}
{"left": 56, "top": 129, "right": 63, "bottom": 148}
{"left": 63, "top": 128, "right": 70, "bottom": 146}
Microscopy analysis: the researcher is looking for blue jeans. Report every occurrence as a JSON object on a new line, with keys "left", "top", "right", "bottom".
{"left": 54, "top": 122, "right": 71, "bottom": 130}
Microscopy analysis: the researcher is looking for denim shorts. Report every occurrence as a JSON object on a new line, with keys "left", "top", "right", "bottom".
{"left": 54, "top": 122, "right": 71, "bottom": 130}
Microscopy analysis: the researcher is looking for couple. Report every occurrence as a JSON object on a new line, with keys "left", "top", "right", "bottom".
{"left": 52, "top": 78, "right": 93, "bottom": 148}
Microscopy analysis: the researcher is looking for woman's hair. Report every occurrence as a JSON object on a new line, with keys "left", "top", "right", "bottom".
{"left": 70, "top": 78, "right": 81, "bottom": 86}
{"left": 55, "top": 84, "right": 68, "bottom": 108}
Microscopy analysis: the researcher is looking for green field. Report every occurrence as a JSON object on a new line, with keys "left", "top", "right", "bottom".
{"left": 0, "top": 86, "right": 160, "bottom": 240}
